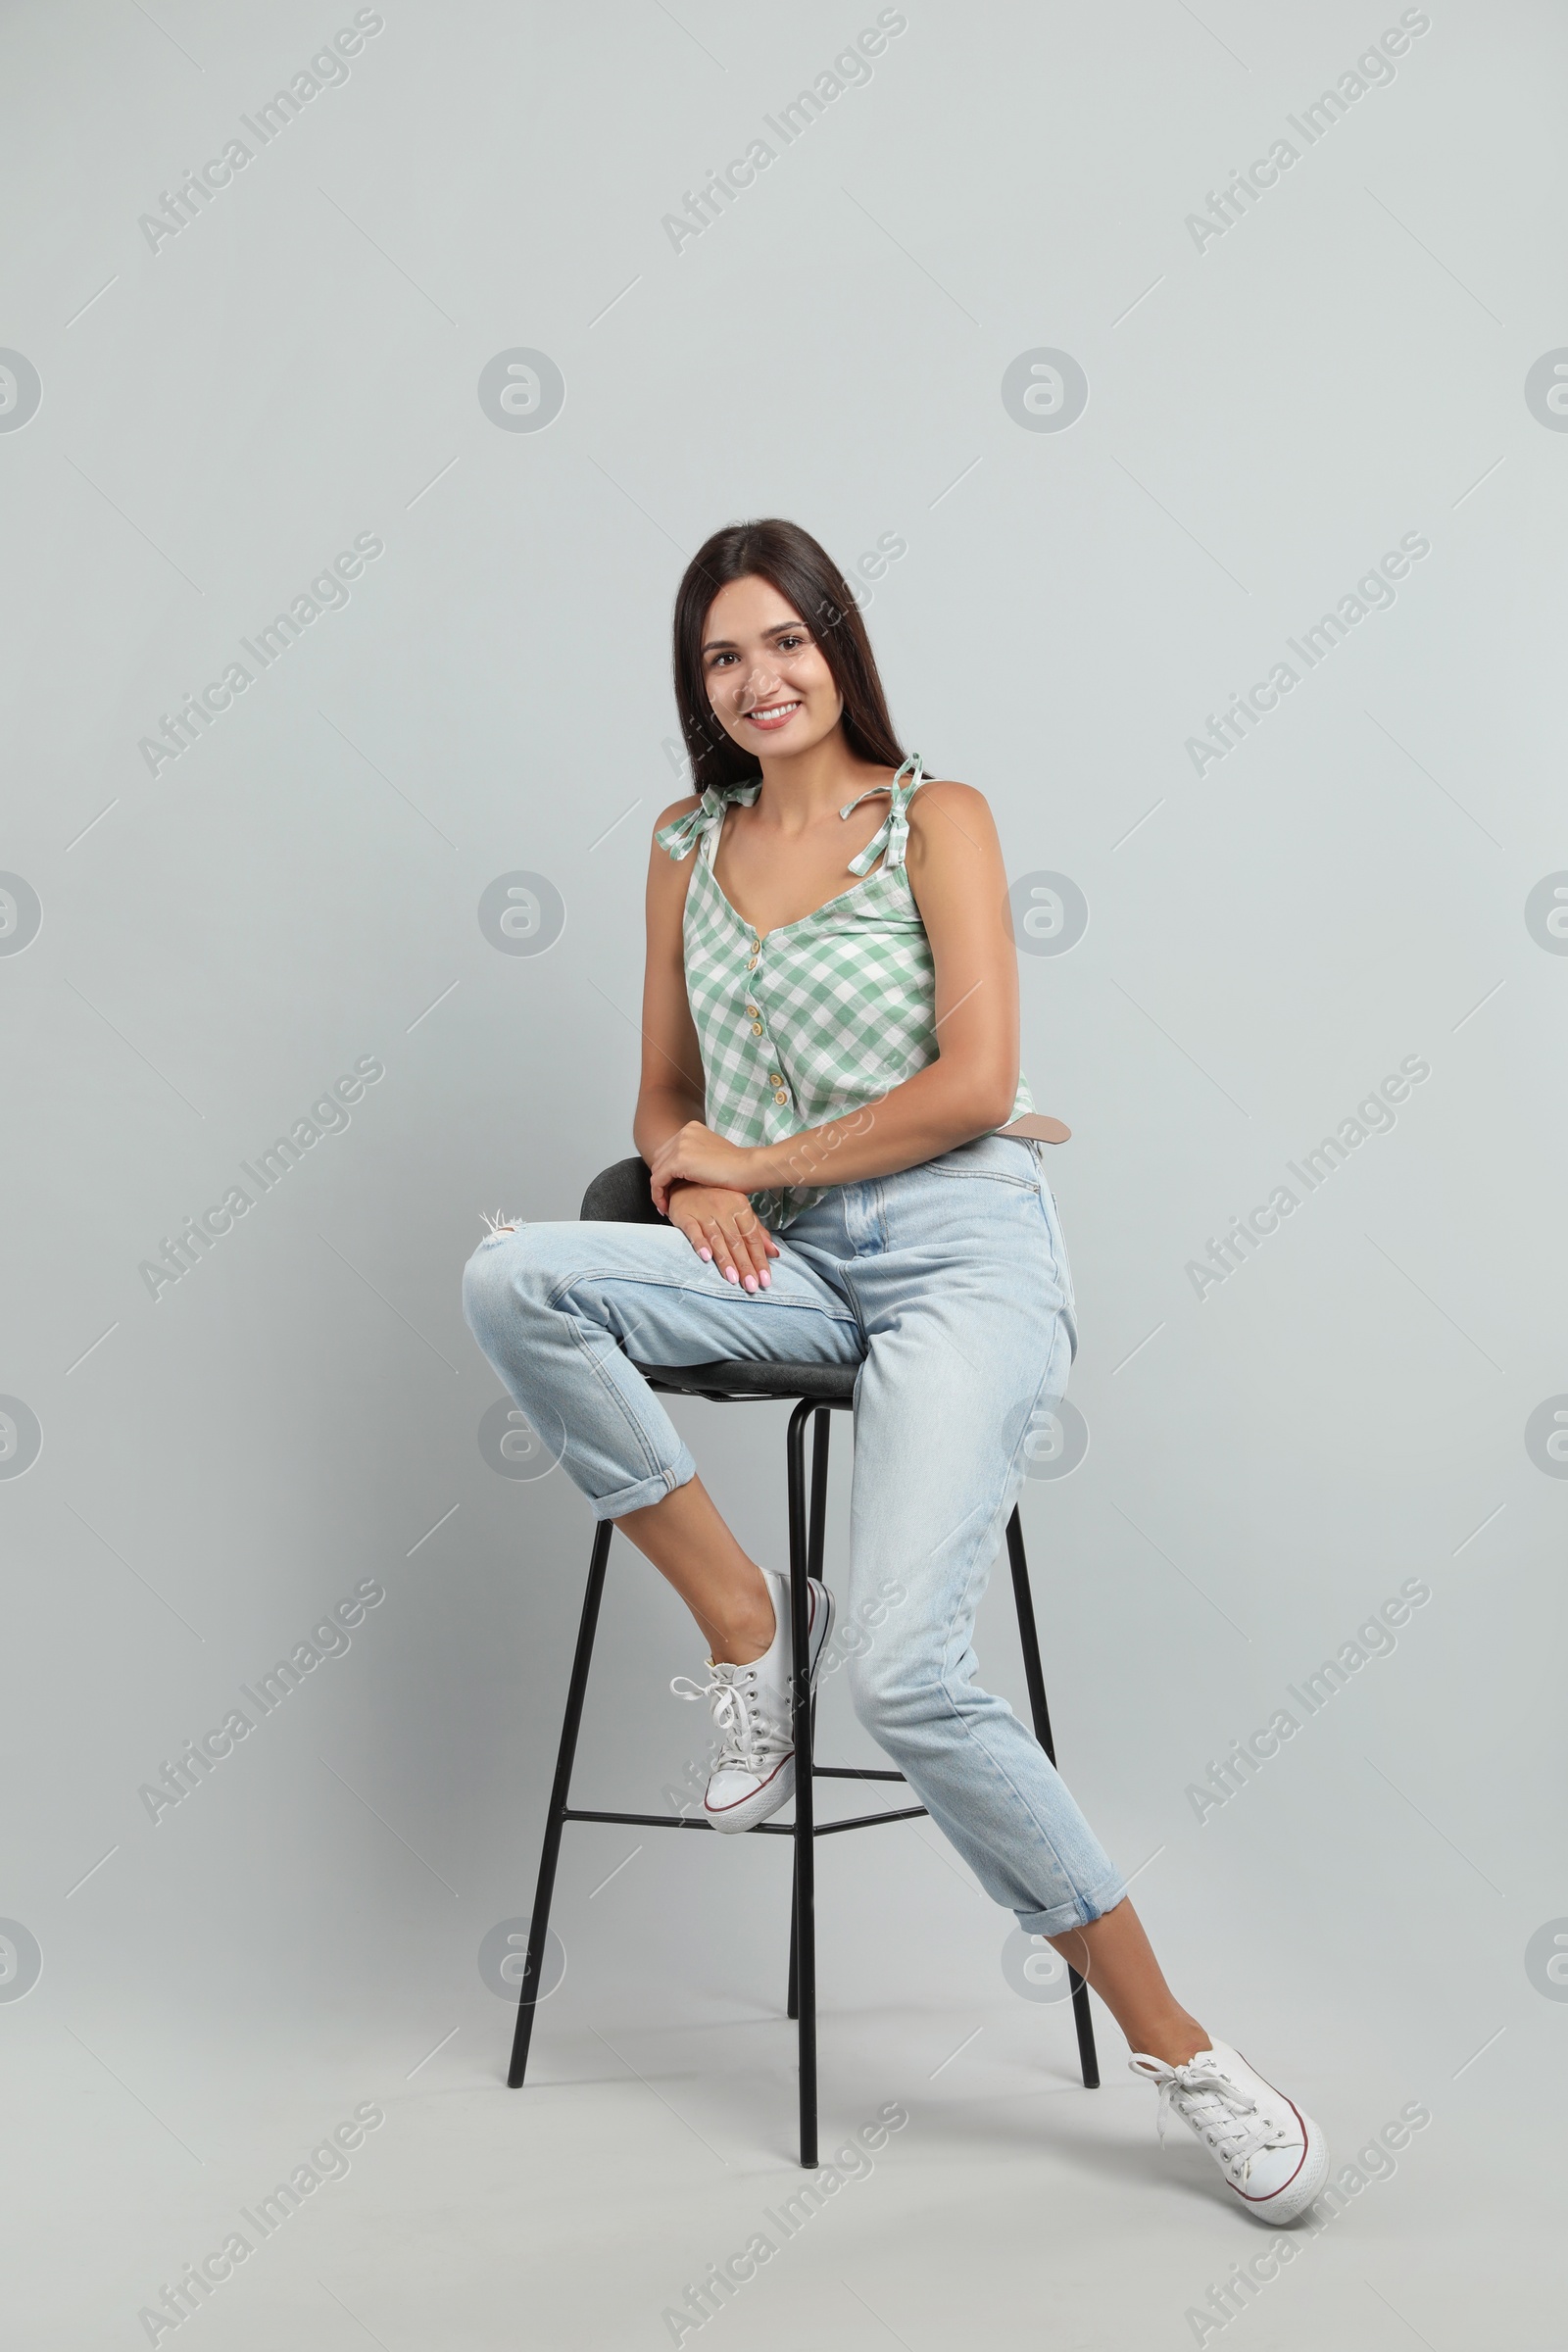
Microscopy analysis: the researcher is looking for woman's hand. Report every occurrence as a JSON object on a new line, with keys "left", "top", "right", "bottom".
{"left": 664, "top": 1181, "right": 780, "bottom": 1291}
{"left": 648, "top": 1121, "right": 760, "bottom": 1216}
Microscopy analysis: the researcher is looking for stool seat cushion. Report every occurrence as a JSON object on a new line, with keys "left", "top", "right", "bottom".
{"left": 632, "top": 1358, "right": 858, "bottom": 1404}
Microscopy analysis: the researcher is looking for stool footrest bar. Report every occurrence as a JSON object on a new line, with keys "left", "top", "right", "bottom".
{"left": 757, "top": 1806, "right": 928, "bottom": 1836}
{"left": 799, "top": 1805, "right": 926, "bottom": 1836}
{"left": 558, "top": 1804, "right": 928, "bottom": 1836}
{"left": 563, "top": 1808, "right": 711, "bottom": 1831}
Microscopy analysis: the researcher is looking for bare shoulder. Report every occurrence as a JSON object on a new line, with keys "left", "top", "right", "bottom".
{"left": 655, "top": 791, "right": 703, "bottom": 832}
{"left": 906, "top": 777, "right": 1001, "bottom": 858}
{"left": 909, "top": 776, "right": 992, "bottom": 821}
{"left": 649, "top": 793, "right": 703, "bottom": 886}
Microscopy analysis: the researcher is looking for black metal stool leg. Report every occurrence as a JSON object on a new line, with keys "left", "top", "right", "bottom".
{"left": 1004, "top": 1506, "right": 1101, "bottom": 2091}
{"left": 807, "top": 1405, "right": 831, "bottom": 1581}
{"left": 783, "top": 1683, "right": 823, "bottom": 2028}
{"left": 787, "top": 1398, "right": 818, "bottom": 2166}
{"left": 787, "top": 1407, "right": 832, "bottom": 2030}
{"left": 508, "top": 1517, "right": 613, "bottom": 2089}
{"left": 785, "top": 1876, "right": 798, "bottom": 2021}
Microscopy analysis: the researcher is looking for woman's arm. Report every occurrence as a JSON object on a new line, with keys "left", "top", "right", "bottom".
{"left": 647, "top": 780, "right": 1023, "bottom": 1204}
{"left": 634, "top": 801, "right": 781, "bottom": 1286}
{"left": 632, "top": 797, "right": 709, "bottom": 1166}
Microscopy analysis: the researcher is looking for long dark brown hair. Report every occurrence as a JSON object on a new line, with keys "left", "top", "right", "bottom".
{"left": 671, "top": 519, "right": 906, "bottom": 793}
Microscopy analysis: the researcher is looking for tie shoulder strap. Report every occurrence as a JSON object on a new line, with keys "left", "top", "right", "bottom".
{"left": 654, "top": 778, "right": 762, "bottom": 861}
{"left": 841, "top": 753, "right": 924, "bottom": 877}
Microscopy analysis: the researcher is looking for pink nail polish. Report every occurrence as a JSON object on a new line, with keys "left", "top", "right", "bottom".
{"left": 725, "top": 1266, "right": 739, "bottom": 1283}
{"left": 699, "top": 1248, "right": 711, "bottom": 1260}
{"left": 744, "top": 1274, "right": 758, "bottom": 1291}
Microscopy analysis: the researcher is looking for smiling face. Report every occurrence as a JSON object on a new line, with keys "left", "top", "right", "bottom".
{"left": 701, "top": 573, "right": 844, "bottom": 760}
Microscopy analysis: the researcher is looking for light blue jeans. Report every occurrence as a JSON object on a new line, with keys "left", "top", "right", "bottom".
{"left": 461, "top": 1132, "right": 1125, "bottom": 1936}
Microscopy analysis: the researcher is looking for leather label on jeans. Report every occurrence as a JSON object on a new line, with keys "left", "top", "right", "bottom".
{"left": 999, "top": 1113, "right": 1071, "bottom": 1145}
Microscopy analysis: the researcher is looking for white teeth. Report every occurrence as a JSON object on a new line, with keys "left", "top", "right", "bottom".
{"left": 750, "top": 703, "right": 799, "bottom": 721}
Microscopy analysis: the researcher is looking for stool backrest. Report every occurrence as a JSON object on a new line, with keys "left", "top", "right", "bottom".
{"left": 580, "top": 1157, "right": 664, "bottom": 1225}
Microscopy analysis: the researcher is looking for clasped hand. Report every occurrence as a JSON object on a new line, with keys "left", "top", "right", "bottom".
{"left": 648, "top": 1122, "right": 779, "bottom": 1291}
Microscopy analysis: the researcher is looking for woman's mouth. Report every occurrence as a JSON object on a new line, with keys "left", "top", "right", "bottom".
{"left": 743, "top": 699, "right": 803, "bottom": 731}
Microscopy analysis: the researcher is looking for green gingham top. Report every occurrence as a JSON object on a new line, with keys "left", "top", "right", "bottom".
{"left": 655, "top": 753, "right": 1035, "bottom": 1231}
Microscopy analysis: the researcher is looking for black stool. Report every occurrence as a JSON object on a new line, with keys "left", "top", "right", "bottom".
{"left": 505, "top": 1156, "right": 1100, "bottom": 2165}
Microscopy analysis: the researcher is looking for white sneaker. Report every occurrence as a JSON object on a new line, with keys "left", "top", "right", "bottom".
{"left": 1128, "top": 2039, "right": 1330, "bottom": 2224}
{"left": 670, "top": 1569, "right": 834, "bottom": 1834}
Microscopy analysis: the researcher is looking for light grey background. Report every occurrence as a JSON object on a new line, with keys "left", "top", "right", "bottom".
{"left": 2, "top": 2, "right": 1564, "bottom": 2344}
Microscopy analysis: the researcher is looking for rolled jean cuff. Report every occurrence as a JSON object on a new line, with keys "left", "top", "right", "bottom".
{"left": 1013, "top": 1866, "right": 1127, "bottom": 1939}
{"left": 588, "top": 1443, "right": 698, "bottom": 1522}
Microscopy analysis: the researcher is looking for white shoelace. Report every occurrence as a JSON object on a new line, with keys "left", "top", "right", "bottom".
{"left": 670, "top": 1663, "right": 785, "bottom": 1772}
{"left": 1152, "top": 2059, "right": 1285, "bottom": 2173}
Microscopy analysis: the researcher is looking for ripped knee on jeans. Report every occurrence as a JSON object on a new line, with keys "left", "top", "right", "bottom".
{"left": 480, "top": 1208, "right": 523, "bottom": 1237}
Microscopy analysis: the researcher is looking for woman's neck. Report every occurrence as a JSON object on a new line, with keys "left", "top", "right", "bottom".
{"left": 749, "top": 736, "right": 896, "bottom": 835}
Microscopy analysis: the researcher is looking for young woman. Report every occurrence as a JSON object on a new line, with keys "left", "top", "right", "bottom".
{"left": 462, "top": 519, "right": 1328, "bottom": 2223}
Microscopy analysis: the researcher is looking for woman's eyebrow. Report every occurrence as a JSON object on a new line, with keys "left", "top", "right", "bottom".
{"left": 701, "top": 620, "right": 808, "bottom": 655}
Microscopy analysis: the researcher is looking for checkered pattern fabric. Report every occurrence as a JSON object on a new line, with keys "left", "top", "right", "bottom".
{"left": 655, "top": 754, "right": 1035, "bottom": 1231}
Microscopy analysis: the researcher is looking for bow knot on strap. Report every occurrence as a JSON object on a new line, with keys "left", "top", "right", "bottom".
{"left": 840, "top": 752, "right": 924, "bottom": 876}
{"left": 656, "top": 780, "right": 762, "bottom": 860}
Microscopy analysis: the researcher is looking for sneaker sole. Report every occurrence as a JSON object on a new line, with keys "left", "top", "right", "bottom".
{"left": 705, "top": 1578, "right": 835, "bottom": 1835}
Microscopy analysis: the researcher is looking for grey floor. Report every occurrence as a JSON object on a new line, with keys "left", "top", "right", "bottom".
{"left": 9, "top": 1815, "right": 1555, "bottom": 2351}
